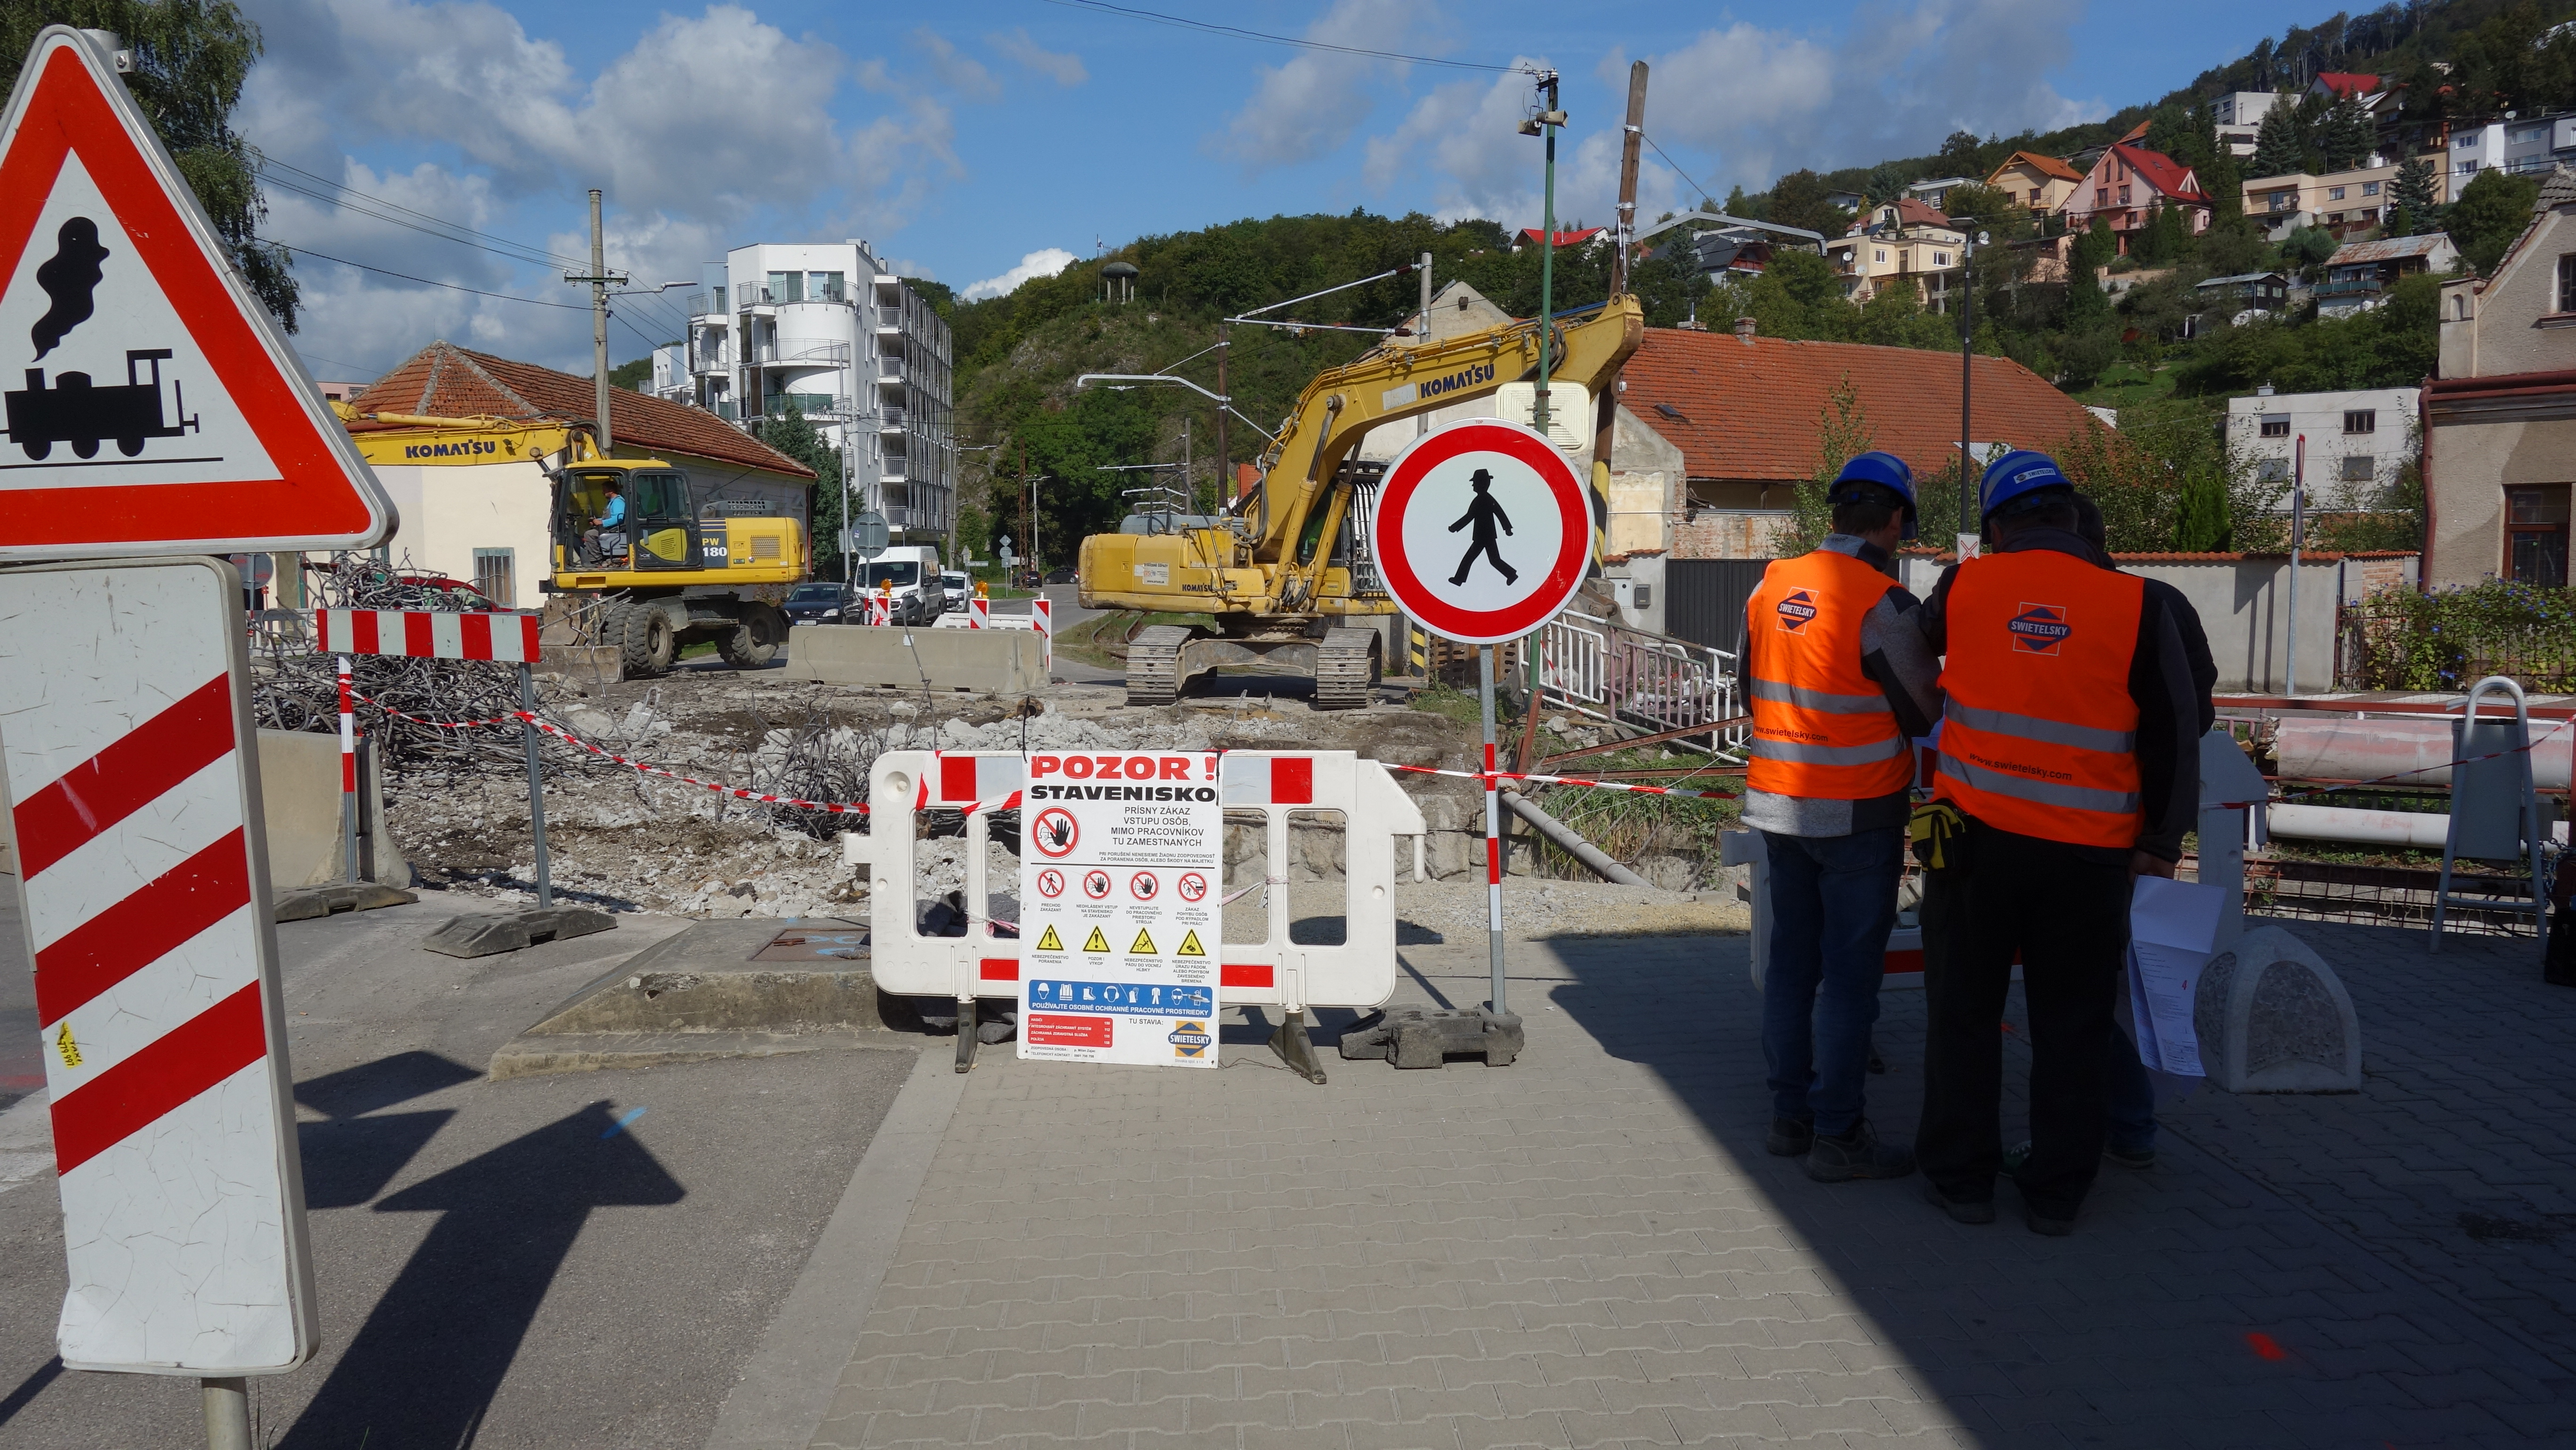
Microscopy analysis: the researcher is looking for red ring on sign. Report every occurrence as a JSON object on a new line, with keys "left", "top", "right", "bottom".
{"left": 1373, "top": 420, "right": 1590, "bottom": 644}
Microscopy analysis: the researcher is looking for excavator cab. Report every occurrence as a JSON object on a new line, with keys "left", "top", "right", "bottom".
{"left": 553, "top": 460, "right": 701, "bottom": 573}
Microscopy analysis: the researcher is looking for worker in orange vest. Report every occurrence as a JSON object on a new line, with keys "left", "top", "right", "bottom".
{"left": 1740, "top": 452, "right": 1943, "bottom": 1184}
{"left": 1913, "top": 451, "right": 2203, "bottom": 1236}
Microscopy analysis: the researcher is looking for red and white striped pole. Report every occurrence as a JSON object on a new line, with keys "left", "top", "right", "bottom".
{"left": 1479, "top": 644, "right": 1505, "bottom": 1013}
{"left": 337, "top": 654, "right": 358, "bottom": 883}
{"left": 1031, "top": 595, "right": 1052, "bottom": 666}
{"left": 969, "top": 580, "right": 989, "bottom": 628}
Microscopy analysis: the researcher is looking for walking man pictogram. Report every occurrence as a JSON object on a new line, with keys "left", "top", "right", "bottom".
{"left": 1448, "top": 467, "right": 1518, "bottom": 586}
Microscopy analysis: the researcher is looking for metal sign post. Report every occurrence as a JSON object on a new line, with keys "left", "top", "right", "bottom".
{"left": 1368, "top": 419, "right": 1592, "bottom": 1031}
{"left": 522, "top": 662, "right": 553, "bottom": 908}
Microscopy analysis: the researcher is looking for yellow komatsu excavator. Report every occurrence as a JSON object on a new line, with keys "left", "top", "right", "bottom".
{"left": 1078, "top": 294, "right": 1643, "bottom": 708}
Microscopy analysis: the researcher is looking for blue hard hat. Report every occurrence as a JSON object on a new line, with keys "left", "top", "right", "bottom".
{"left": 1979, "top": 449, "right": 2073, "bottom": 522}
{"left": 1831, "top": 451, "right": 1918, "bottom": 540}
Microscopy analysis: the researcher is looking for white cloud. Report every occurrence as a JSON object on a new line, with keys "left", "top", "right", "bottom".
{"left": 1360, "top": 0, "right": 2101, "bottom": 229}
{"left": 963, "top": 248, "right": 1077, "bottom": 301}
{"left": 989, "top": 27, "right": 1086, "bottom": 86}
{"left": 1644, "top": 0, "right": 2103, "bottom": 196}
{"left": 235, "top": 1, "right": 961, "bottom": 375}
{"left": 914, "top": 27, "right": 1002, "bottom": 102}
{"left": 1212, "top": 0, "right": 1420, "bottom": 174}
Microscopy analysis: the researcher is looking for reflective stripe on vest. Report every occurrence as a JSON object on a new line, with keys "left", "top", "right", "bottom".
{"left": 1932, "top": 548, "right": 2146, "bottom": 849}
{"left": 1743, "top": 549, "right": 1913, "bottom": 801}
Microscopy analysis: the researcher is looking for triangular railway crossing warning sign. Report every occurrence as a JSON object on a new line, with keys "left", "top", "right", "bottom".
{"left": 0, "top": 29, "right": 392, "bottom": 560}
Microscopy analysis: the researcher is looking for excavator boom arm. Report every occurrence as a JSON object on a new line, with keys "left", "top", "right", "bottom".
{"left": 1251, "top": 296, "right": 1643, "bottom": 564}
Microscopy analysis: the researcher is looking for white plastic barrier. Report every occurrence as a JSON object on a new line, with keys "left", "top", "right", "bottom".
{"left": 844, "top": 749, "right": 1425, "bottom": 1013}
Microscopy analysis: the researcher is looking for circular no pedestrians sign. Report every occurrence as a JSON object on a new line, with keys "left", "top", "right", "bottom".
{"left": 1369, "top": 418, "right": 1589, "bottom": 644}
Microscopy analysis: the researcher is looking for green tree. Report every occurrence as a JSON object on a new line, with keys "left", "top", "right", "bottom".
{"left": 1776, "top": 373, "right": 1875, "bottom": 556}
{"left": 607, "top": 356, "right": 653, "bottom": 391}
{"left": 0, "top": 1, "right": 298, "bottom": 328}
{"left": 754, "top": 402, "right": 842, "bottom": 566}
{"left": 2317, "top": 97, "right": 2377, "bottom": 172}
{"left": 2447, "top": 166, "right": 2541, "bottom": 276}
{"left": 2281, "top": 225, "right": 2339, "bottom": 271}
{"left": 2247, "top": 99, "right": 2309, "bottom": 180}
{"left": 1767, "top": 169, "right": 1850, "bottom": 238}
{"left": 2063, "top": 216, "right": 2116, "bottom": 327}
{"left": 2391, "top": 156, "right": 2438, "bottom": 220}
{"left": 1768, "top": 247, "right": 1843, "bottom": 313}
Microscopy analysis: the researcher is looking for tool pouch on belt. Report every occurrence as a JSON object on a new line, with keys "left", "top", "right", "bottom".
{"left": 1909, "top": 799, "right": 1969, "bottom": 871}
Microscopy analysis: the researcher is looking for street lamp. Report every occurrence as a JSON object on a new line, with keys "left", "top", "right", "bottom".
{"left": 1518, "top": 69, "right": 1565, "bottom": 436}
{"left": 1949, "top": 220, "right": 1994, "bottom": 543}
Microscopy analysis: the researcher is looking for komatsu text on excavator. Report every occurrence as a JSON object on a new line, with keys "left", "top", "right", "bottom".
{"left": 1078, "top": 295, "right": 1643, "bottom": 708}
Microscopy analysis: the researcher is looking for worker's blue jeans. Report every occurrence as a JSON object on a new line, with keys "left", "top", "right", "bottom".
{"left": 2108, "top": 1017, "right": 2157, "bottom": 1154}
{"left": 1761, "top": 827, "right": 1904, "bottom": 1138}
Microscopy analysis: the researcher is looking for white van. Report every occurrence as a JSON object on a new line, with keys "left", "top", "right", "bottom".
{"left": 853, "top": 547, "right": 945, "bottom": 625}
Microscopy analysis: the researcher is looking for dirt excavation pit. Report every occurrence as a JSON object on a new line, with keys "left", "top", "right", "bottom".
{"left": 368, "top": 664, "right": 1745, "bottom": 934}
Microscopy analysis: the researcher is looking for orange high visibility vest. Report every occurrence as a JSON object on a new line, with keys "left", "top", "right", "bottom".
{"left": 1744, "top": 549, "right": 1913, "bottom": 801}
{"left": 1933, "top": 549, "right": 2147, "bottom": 848}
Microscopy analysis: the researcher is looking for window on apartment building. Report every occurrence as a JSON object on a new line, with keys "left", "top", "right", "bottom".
{"left": 2341, "top": 455, "right": 2376, "bottom": 482}
{"left": 2029, "top": 188, "right": 2043, "bottom": 204}
{"left": 2514, "top": 126, "right": 2548, "bottom": 145}
{"left": 2118, "top": 185, "right": 2133, "bottom": 204}
{"left": 2327, "top": 185, "right": 2347, "bottom": 201}
{"left": 2260, "top": 416, "right": 2291, "bottom": 437}
{"left": 2457, "top": 132, "right": 2479, "bottom": 148}
{"left": 2363, "top": 181, "right": 2381, "bottom": 196}
{"left": 809, "top": 271, "right": 845, "bottom": 302}
{"left": 2269, "top": 193, "right": 2294, "bottom": 212}
{"left": 2344, "top": 410, "right": 2376, "bottom": 434}
{"left": 2558, "top": 253, "right": 2576, "bottom": 313}
{"left": 1875, "top": 249, "right": 1886, "bottom": 262}
{"left": 765, "top": 270, "right": 805, "bottom": 303}
{"left": 2256, "top": 458, "right": 2291, "bottom": 483}
{"left": 2096, "top": 187, "right": 2109, "bottom": 207}
{"left": 1934, "top": 252, "right": 1951, "bottom": 266}
{"left": 2326, "top": 213, "right": 2345, "bottom": 225}
{"left": 2460, "top": 159, "right": 2481, "bottom": 175}
{"left": 472, "top": 548, "right": 515, "bottom": 608}
{"left": 2507, "top": 485, "right": 2571, "bottom": 587}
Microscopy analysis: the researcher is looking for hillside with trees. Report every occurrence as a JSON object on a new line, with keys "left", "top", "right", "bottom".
{"left": 943, "top": 0, "right": 2576, "bottom": 560}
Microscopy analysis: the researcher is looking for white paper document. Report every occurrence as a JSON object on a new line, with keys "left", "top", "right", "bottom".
{"left": 2128, "top": 876, "right": 2228, "bottom": 1078}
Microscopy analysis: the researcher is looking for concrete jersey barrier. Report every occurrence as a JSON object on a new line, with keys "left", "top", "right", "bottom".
{"left": 782, "top": 623, "right": 1045, "bottom": 693}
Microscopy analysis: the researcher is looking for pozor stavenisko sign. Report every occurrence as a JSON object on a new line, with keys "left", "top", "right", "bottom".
{"left": 1019, "top": 752, "right": 1222, "bottom": 1068}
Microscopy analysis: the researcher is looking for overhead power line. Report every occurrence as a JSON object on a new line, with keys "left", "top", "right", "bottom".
{"left": 1039, "top": 0, "right": 1526, "bottom": 72}
{"left": 255, "top": 158, "right": 698, "bottom": 338}
{"left": 274, "top": 243, "right": 588, "bottom": 309}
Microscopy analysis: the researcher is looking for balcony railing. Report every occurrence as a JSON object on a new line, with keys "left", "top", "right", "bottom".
{"left": 735, "top": 282, "right": 774, "bottom": 308}
{"left": 687, "top": 290, "right": 725, "bottom": 318}
{"left": 877, "top": 357, "right": 905, "bottom": 383}
{"left": 2316, "top": 277, "right": 2387, "bottom": 298}
{"left": 879, "top": 406, "right": 906, "bottom": 429}
{"left": 878, "top": 306, "right": 903, "bottom": 328}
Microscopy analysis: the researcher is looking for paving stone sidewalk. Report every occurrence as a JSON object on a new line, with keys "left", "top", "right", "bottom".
{"left": 804, "top": 922, "right": 2576, "bottom": 1450}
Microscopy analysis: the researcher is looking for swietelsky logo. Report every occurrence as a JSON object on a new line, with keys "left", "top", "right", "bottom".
{"left": 2008, "top": 602, "right": 2070, "bottom": 656}
{"left": 1775, "top": 588, "right": 1818, "bottom": 633}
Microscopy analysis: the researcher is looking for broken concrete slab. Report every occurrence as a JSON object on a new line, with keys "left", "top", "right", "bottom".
{"left": 274, "top": 881, "right": 417, "bottom": 922}
{"left": 423, "top": 904, "right": 618, "bottom": 959}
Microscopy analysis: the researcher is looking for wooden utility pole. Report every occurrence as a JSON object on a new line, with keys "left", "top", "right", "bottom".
{"left": 563, "top": 188, "right": 628, "bottom": 452}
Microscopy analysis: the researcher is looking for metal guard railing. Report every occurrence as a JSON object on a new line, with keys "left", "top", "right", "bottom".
{"left": 1535, "top": 611, "right": 1744, "bottom": 755}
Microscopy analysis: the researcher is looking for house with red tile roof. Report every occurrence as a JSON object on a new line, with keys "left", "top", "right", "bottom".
{"left": 2311, "top": 72, "right": 2383, "bottom": 102}
{"left": 1599, "top": 322, "right": 2107, "bottom": 560}
{"left": 2064, "top": 137, "right": 2212, "bottom": 255}
{"left": 340, "top": 341, "right": 815, "bottom": 603}
{"left": 1513, "top": 227, "right": 1606, "bottom": 250}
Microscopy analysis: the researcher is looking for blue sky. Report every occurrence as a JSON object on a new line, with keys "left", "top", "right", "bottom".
{"left": 237, "top": 0, "right": 2332, "bottom": 384}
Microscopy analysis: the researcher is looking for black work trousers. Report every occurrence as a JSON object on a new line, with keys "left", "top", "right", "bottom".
{"left": 1916, "top": 821, "right": 2129, "bottom": 1218}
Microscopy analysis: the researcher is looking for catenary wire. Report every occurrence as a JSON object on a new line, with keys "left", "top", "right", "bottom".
{"left": 274, "top": 244, "right": 589, "bottom": 309}
{"left": 1038, "top": 0, "right": 1528, "bottom": 72}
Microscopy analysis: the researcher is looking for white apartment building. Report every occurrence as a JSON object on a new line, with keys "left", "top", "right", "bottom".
{"left": 2226, "top": 386, "right": 2420, "bottom": 508}
{"left": 2447, "top": 114, "right": 2576, "bottom": 183}
{"left": 2212, "top": 92, "right": 2281, "bottom": 158}
{"left": 653, "top": 239, "right": 956, "bottom": 546}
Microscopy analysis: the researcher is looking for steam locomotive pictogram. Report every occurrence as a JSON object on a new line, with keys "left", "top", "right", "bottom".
{"left": 5, "top": 348, "right": 200, "bottom": 460}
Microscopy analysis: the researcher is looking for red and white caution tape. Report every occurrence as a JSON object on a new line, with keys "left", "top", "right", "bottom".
{"left": 348, "top": 690, "right": 519, "bottom": 731}
{"left": 1386, "top": 761, "right": 1743, "bottom": 801}
{"left": 518, "top": 716, "right": 874, "bottom": 814}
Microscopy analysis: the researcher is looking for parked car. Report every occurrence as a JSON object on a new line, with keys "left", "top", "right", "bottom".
{"left": 782, "top": 581, "right": 854, "bottom": 625}
{"left": 941, "top": 571, "right": 969, "bottom": 609}
{"left": 1044, "top": 566, "right": 1079, "bottom": 585}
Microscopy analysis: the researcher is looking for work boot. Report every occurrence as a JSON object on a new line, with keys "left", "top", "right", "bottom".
{"left": 1922, "top": 1177, "right": 1996, "bottom": 1224}
{"left": 2105, "top": 1141, "right": 2157, "bottom": 1170}
{"left": 1805, "top": 1119, "right": 1916, "bottom": 1182}
{"left": 1766, "top": 1116, "right": 1814, "bottom": 1157}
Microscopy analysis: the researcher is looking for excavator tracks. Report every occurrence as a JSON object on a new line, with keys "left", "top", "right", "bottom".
{"left": 1125, "top": 624, "right": 1195, "bottom": 706}
{"left": 1314, "top": 628, "right": 1381, "bottom": 711}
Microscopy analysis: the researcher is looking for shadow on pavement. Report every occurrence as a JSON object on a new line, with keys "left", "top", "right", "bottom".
{"left": 0, "top": 1356, "right": 60, "bottom": 1430}
{"left": 278, "top": 1100, "right": 683, "bottom": 1449}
